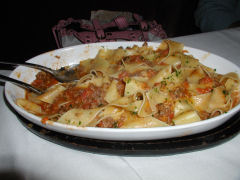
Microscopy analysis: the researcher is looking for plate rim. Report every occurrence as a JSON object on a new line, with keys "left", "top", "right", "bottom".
{"left": 4, "top": 41, "right": 240, "bottom": 141}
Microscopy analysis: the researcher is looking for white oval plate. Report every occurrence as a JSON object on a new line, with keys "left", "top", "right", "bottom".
{"left": 4, "top": 41, "right": 240, "bottom": 141}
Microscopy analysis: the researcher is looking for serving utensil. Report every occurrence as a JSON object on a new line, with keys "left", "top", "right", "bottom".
{"left": 0, "top": 61, "right": 80, "bottom": 82}
{"left": 0, "top": 74, "right": 43, "bottom": 94}
{"left": 0, "top": 61, "right": 81, "bottom": 94}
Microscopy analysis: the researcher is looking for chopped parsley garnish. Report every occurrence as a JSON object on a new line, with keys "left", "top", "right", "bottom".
{"left": 113, "top": 122, "right": 118, "bottom": 128}
{"left": 131, "top": 111, "right": 137, "bottom": 115}
{"left": 154, "top": 87, "right": 159, "bottom": 93}
{"left": 223, "top": 90, "right": 229, "bottom": 95}
{"left": 161, "top": 80, "right": 167, "bottom": 86}
{"left": 175, "top": 70, "right": 181, "bottom": 77}
{"left": 98, "top": 103, "right": 103, "bottom": 107}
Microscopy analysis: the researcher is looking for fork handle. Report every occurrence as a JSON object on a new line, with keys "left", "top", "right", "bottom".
{"left": 0, "top": 61, "right": 53, "bottom": 75}
{"left": 0, "top": 74, "right": 43, "bottom": 94}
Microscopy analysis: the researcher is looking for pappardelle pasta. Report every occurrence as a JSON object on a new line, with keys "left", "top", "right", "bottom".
{"left": 16, "top": 40, "right": 240, "bottom": 128}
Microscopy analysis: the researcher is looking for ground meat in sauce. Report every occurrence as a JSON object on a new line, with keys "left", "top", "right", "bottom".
{"left": 170, "top": 87, "right": 189, "bottom": 100}
{"left": 153, "top": 103, "right": 174, "bottom": 125}
{"left": 198, "top": 111, "right": 210, "bottom": 120}
{"left": 96, "top": 115, "right": 125, "bottom": 128}
{"left": 123, "top": 55, "right": 145, "bottom": 64}
{"left": 96, "top": 117, "right": 116, "bottom": 128}
{"left": 41, "top": 83, "right": 108, "bottom": 115}
{"left": 198, "top": 110, "right": 221, "bottom": 120}
{"left": 31, "top": 65, "right": 89, "bottom": 91}
{"left": 31, "top": 72, "right": 58, "bottom": 91}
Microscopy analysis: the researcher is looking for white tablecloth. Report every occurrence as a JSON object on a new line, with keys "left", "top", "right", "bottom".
{"left": 0, "top": 27, "right": 240, "bottom": 180}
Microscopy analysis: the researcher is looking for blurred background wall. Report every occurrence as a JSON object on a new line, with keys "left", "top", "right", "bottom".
{"left": 4, "top": 0, "right": 200, "bottom": 61}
